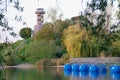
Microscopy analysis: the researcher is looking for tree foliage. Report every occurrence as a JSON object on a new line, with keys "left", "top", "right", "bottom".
{"left": 1, "top": 46, "right": 20, "bottom": 65}
{"left": 19, "top": 27, "right": 32, "bottom": 39}
{"left": 112, "top": 40, "right": 120, "bottom": 56}
{"left": 63, "top": 25, "right": 88, "bottom": 58}
{"left": 62, "top": 0, "right": 120, "bottom": 58}
{"left": 53, "top": 19, "right": 71, "bottom": 39}
{"left": 23, "top": 40, "right": 65, "bottom": 62}
{"left": 78, "top": 0, "right": 120, "bottom": 57}
{"left": 34, "top": 23, "right": 54, "bottom": 40}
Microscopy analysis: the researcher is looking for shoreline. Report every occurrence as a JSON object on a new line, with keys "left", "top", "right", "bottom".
{"left": 0, "top": 64, "right": 64, "bottom": 69}
{"left": 0, "top": 63, "right": 35, "bottom": 69}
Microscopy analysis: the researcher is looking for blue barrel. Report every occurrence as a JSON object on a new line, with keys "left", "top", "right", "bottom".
{"left": 64, "top": 69, "right": 71, "bottom": 77}
{"left": 64, "top": 64, "right": 71, "bottom": 70}
{"left": 110, "top": 72, "right": 120, "bottom": 80}
{"left": 79, "top": 64, "right": 89, "bottom": 71}
{"left": 89, "top": 71, "right": 99, "bottom": 79}
{"left": 99, "top": 70, "right": 107, "bottom": 76}
{"left": 99, "top": 64, "right": 107, "bottom": 71}
{"left": 79, "top": 71, "right": 88, "bottom": 78}
{"left": 72, "top": 71, "right": 79, "bottom": 77}
{"left": 72, "top": 64, "right": 79, "bottom": 71}
{"left": 89, "top": 64, "right": 99, "bottom": 72}
{"left": 110, "top": 65, "right": 120, "bottom": 73}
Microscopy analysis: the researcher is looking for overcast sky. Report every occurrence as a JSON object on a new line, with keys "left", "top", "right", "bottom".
{"left": 6, "top": 0, "right": 83, "bottom": 41}
{"left": 8, "top": 0, "right": 83, "bottom": 29}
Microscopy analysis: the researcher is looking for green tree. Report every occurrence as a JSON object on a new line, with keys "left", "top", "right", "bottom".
{"left": 24, "top": 40, "right": 64, "bottom": 62}
{"left": 80, "top": 0, "right": 120, "bottom": 57}
{"left": 1, "top": 46, "right": 19, "bottom": 65}
{"left": 53, "top": 19, "right": 71, "bottom": 39}
{"left": 112, "top": 40, "right": 120, "bottom": 56}
{"left": 19, "top": 27, "right": 32, "bottom": 39}
{"left": 34, "top": 23, "right": 54, "bottom": 40}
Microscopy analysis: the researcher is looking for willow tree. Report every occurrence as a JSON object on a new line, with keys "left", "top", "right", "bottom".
{"left": 63, "top": 24, "right": 88, "bottom": 58}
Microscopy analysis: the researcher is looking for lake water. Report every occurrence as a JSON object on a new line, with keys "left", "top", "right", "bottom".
{"left": 0, "top": 67, "right": 120, "bottom": 80}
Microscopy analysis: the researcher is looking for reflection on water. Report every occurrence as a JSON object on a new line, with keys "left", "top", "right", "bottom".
{"left": 0, "top": 67, "right": 120, "bottom": 80}
{"left": 79, "top": 71, "right": 88, "bottom": 78}
{"left": 64, "top": 69, "right": 120, "bottom": 80}
{"left": 0, "top": 67, "right": 68, "bottom": 80}
{"left": 110, "top": 72, "right": 120, "bottom": 80}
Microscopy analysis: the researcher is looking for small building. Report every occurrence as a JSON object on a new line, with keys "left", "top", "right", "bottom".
{"left": 71, "top": 15, "right": 80, "bottom": 24}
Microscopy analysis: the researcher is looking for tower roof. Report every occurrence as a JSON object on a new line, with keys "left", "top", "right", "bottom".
{"left": 35, "top": 8, "right": 45, "bottom": 14}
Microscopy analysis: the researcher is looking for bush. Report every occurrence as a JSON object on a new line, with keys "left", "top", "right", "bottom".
{"left": 62, "top": 53, "right": 70, "bottom": 64}
{"left": 1, "top": 46, "right": 20, "bottom": 65}
{"left": 36, "top": 59, "right": 56, "bottom": 66}
{"left": 19, "top": 27, "right": 32, "bottom": 39}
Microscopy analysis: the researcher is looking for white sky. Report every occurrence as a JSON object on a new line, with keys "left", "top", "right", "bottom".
{"left": 0, "top": 0, "right": 118, "bottom": 42}
{"left": 0, "top": 0, "right": 82, "bottom": 41}
{"left": 4, "top": 0, "right": 83, "bottom": 42}
{"left": 9, "top": 0, "right": 82, "bottom": 29}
